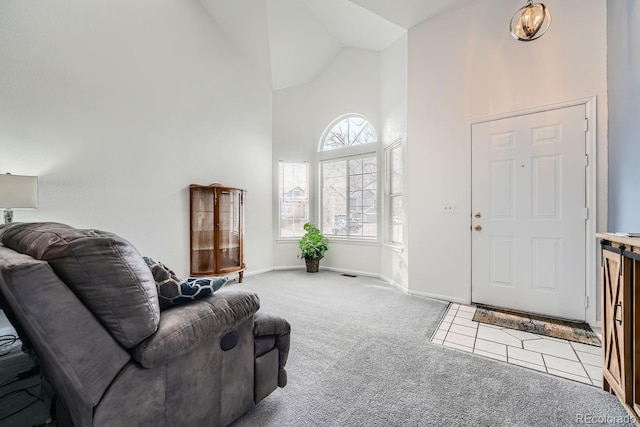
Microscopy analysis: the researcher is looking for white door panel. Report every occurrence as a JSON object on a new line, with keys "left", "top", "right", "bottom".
{"left": 471, "top": 105, "right": 586, "bottom": 320}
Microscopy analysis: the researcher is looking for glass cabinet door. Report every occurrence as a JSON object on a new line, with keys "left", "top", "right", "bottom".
{"left": 190, "top": 187, "right": 215, "bottom": 275}
{"left": 217, "top": 189, "right": 242, "bottom": 271}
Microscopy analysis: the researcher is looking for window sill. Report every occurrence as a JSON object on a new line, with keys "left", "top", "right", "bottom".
{"left": 276, "top": 238, "right": 301, "bottom": 243}
{"left": 278, "top": 237, "right": 379, "bottom": 246}
{"left": 383, "top": 242, "right": 404, "bottom": 253}
{"left": 327, "top": 237, "right": 379, "bottom": 246}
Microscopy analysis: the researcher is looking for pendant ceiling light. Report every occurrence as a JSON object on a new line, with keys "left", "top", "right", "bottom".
{"left": 510, "top": 0, "right": 551, "bottom": 42}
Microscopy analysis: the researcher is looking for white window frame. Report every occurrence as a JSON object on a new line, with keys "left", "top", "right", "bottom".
{"left": 278, "top": 161, "right": 309, "bottom": 239}
{"left": 384, "top": 140, "right": 403, "bottom": 246}
{"left": 317, "top": 114, "right": 380, "bottom": 241}
{"left": 319, "top": 153, "right": 378, "bottom": 240}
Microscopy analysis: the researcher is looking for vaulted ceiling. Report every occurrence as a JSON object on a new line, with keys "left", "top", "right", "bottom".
{"left": 199, "top": 0, "right": 474, "bottom": 90}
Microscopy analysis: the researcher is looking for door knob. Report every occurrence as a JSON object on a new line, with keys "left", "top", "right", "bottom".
{"left": 474, "top": 212, "right": 482, "bottom": 218}
{"left": 474, "top": 225, "right": 482, "bottom": 231}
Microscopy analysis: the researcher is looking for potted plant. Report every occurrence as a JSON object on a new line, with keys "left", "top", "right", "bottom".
{"left": 298, "top": 222, "right": 328, "bottom": 273}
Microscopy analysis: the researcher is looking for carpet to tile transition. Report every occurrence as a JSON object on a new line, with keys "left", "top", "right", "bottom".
{"left": 229, "top": 271, "right": 630, "bottom": 427}
{"left": 472, "top": 305, "right": 601, "bottom": 347}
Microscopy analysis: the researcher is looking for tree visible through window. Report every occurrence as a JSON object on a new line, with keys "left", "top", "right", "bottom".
{"left": 321, "top": 115, "right": 377, "bottom": 151}
{"left": 319, "top": 115, "right": 378, "bottom": 239}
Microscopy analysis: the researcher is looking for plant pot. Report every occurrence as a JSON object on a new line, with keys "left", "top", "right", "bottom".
{"left": 305, "top": 258, "right": 319, "bottom": 273}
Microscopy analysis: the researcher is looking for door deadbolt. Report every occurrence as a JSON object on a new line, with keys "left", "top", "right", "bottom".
{"left": 474, "top": 212, "right": 482, "bottom": 218}
{"left": 474, "top": 225, "right": 482, "bottom": 231}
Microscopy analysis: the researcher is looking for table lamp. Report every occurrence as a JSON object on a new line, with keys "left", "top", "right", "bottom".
{"left": 0, "top": 173, "right": 39, "bottom": 224}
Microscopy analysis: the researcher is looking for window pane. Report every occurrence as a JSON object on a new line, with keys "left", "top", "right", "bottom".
{"left": 280, "top": 200, "right": 308, "bottom": 237}
{"left": 347, "top": 155, "right": 376, "bottom": 238}
{"left": 322, "top": 160, "right": 347, "bottom": 236}
{"left": 279, "top": 162, "right": 308, "bottom": 238}
{"left": 363, "top": 189, "right": 376, "bottom": 209}
{"left": 348, "top": 117, "right": 377, "bottom": 145}
{"left": 362, "top": 156, "right": 377, "bottom": 173}
{"left": 322, "top": 162, "right": 334, "bottom": 178}
{"left": 363, "top": 172, "right": 376, "bottom": 190}
{"left": 391, "top": 195, "right": 403, "bottom": 243}
{"left": 350, "top": 191, "right": 363, "bottom": 210}
{"left": 385, "top": 142, "right": 403, "bottom": 244}
{"left": 321, "top": 156, "right": 376, "bottom": 239}
{"left": 292, "top": 163, "right": 307, "bottom": 194}
{"left": 321, "top": 116, "right": 377, "bottom": 152}
{"left": 361, "top": 188, "right": 376, "bottom": 238}
{"left": 325, "top": 120, "right": 348, "bottom": 150}
{"left": 348, "top": 117, "right": 365, "bottom": 144}
{"left": 355, "top": 156, "right": 376, "bottom": 238}
{"left": 283, "top": 186, "right": 306, "bottom": 199}
{"left": 390, "top": 145, "right": 402, "bottom": 194}
{"left": 350, "top": 175, "right": 362, "bottom": 191}
{"left": 323, "top": 161, "right": 346, "bottom": 178}
{"left": 349, "top": 158, "right": 362, "bottom": 174}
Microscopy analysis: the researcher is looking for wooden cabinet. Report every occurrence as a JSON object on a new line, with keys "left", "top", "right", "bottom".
{"left": 597, "top": 233, "right": 640, "bottom": 420}
{"left": 190, "top": 184, "right": 246, "bottom": 282}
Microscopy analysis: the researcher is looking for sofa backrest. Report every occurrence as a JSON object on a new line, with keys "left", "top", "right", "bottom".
{"left": 0, "top": 246, "right": 131, "bottom": 427}
{"left": 0, "top": 222, "right": 160, "bottom": 348}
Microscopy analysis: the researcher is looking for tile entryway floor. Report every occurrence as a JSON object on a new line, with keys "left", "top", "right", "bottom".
{"left": 431, "top": 303, "right": 602, "bottom": 387}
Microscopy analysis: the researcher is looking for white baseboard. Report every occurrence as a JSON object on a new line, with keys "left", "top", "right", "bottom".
{"left": 244, "top": 267, "right": 275, "bottom": 277}
{"left": 271, "top": 266, "right": 305, "bottom": 271}
{"left": 248, "top": 266, "right": 379, "bottom": 277}
{"left": 237, "top": 269, "right": 466, "bottom": 308}
{"left": 321, "top": 266, "right": 379, "bottom": 278}
{"left": 244, "top": 266, "right": 406, "bottom": 287}
{"left": 379, "top": 274, "right": 408, "bottom": 293}
{"left": 407, "top": 289, "right": 465, "bottom": 304}
{"left": 241, "top": 268, "right": 463, "bottom": 308}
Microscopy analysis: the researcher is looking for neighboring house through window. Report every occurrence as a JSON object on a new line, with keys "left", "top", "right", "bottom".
{"left": 278, "top": 161, "right": 309, "bottom": 238}
{"left": 318, "top": 115, "right": 378, "bottom": 239}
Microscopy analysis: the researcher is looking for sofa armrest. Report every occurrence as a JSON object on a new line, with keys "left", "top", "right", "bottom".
{"left": 132, "top": 289, "right": 259, "bottom": 368}
{"left": 253, "top": 311, "right": 290, "bottom": 387}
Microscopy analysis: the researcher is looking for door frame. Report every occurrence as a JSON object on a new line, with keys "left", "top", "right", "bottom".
{"left": 465, "top": 96, "right": 598, "bottom": 325}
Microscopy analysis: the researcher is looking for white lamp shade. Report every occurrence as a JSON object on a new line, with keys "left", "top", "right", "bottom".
{"left": 0, "top": 174, "right": 39, "bottom": 209}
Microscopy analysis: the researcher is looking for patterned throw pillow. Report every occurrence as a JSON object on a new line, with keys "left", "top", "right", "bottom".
{"left": 143, "top": 257, "right": 229, "bottom": 310}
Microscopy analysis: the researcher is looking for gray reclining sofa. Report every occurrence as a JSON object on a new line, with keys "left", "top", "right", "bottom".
{"left": 0, "top": 222, "right": 290, "bottom": 427}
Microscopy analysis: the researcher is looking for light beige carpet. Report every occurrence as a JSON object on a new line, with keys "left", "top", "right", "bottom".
{"left": 473, "top": 306, "right": 601, "bottom": 347}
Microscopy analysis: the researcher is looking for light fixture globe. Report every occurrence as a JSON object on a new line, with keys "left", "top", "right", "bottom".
{"left": 510, "top": 1, "right": 551, "bottom": 42}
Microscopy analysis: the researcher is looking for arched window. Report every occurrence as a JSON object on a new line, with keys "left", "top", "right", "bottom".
{"left": 320, "top": 115, "right": 377, "bottom": 151}
{"left": 318, "top": 114, "right": 378, "bottom": 239}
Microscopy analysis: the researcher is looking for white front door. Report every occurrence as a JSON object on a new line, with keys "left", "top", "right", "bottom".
{"left": 471, "top": 105, "right": 587, "bottom": 320}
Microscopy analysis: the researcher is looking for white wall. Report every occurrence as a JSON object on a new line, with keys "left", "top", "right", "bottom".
{"left": 407, "top": 0, "right": 608, "bottom": 302}
{"left": 2, "top": 0, "right": 609, "bottom": 293}
{"left": 380, "top": 35, "right": 408, "bottom": 147}
{"left": 0, "top": 0, "right": 273, "bottom": 277}
{"left": 272, "top": 47, "right": 382, "bottom": 274}
{"left": 380, "top": 34, "right": 409, "bottom": 290}
{"left": 607, "top": 0, "right": 640, "bottom": 231}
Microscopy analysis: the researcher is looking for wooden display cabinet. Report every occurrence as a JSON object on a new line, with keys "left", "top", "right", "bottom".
{"left": 597, "top": 233, "right": 640, "bottom": 422}
{"left": 190, "top": 184, "right": 246, "bottom": 282}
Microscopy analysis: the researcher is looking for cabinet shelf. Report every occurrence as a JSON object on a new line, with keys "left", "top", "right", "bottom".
{"left": 190, "top": 184, "right": 246, "bottom": 282}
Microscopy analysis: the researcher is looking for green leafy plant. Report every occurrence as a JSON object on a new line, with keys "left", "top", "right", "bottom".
{"left": 298, "top": 223, "right": 329, "bottom": 261}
